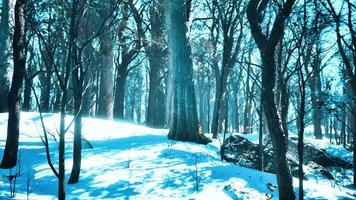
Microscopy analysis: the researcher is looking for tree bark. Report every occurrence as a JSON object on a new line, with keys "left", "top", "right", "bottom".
{"left": 310, "top": 44, "right": 322, "bottom": 139}
{"left": 68, "top": 50, "right": 82, "bottom": 184}
{"left": 39, "top": 69, "right": 52, "bottom": 112}
{"left": 0, "top": 0, "right": 11, "bottom": 113}
{"left": 243, "top": 67, "right": 252, "bottom": 134}
{"left": 262, "top": 54, "right": 295, "bottom": 200}
{"left": 113, "top": 61, "right": 128, "bottom": 119}
{"left": 113, "top": 1, "right": 141, "bottom": 119}
{"left": 166, "top": 0, "right": 210, "bottom": 145}
{"left": 0, "top": 0, "right": 26, "bottom": 169}
{"left": 97, "top": 34, "right": 114, "bottom": 119}
{"left": 22, "top": 74, "right": 32, "bottom": 111}
{"left": 247, "top": 0, "right": 296, "bottom": 199}
{"left": 146, "top": 0, "right": 166, "bottom": 127}
{"left": 97, "top": 4, "right": 114, "bottom": 119}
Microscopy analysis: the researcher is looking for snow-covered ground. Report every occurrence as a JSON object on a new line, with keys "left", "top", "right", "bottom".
{"left": 0, "top": 112, "right": 355, "bottom": 199}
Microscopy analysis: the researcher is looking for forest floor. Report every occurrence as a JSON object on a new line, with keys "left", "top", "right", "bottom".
{"left": 0, "top": 112, "right": 355, "bottom": 199}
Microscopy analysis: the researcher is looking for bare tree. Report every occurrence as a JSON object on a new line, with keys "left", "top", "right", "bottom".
{"left": 210, "top": 0, "right": 245, "bottom": 138}
{"left": 247, "top": 0, "right": 296, "bottom": 199}
{"left": 322, "top": 0, "right": 356, "bottom": 185}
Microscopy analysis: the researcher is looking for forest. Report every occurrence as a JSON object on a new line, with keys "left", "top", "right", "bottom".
{"left": 0, "top": 0, "right": 355, "bottom": 199}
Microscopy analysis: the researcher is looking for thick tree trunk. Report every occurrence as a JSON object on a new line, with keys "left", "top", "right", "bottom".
{"left": 0, "top": 0, "right": 26, "bottom": 169}
{"left": 146, "top": 1, "right": 166, "bottom": 127}
{"left": 0, "top": 0, "right": 11, "bottom": 113}
{"left": 40, "top": 72, "right": 52, "bottom": 112}
{"left": 310, "top": 53, "right": 322, "bottom": 139}
{"left": 146, "top": 65, "right": 165, "bottom": 126}
{"left": 166, "top": 0, "right": 210, "bottom": 145}
{"left": 97, "top": 32, "right": 114, "bottom": 119}
{"left": 113, "top": 62, "right": 127, "bottom": 119}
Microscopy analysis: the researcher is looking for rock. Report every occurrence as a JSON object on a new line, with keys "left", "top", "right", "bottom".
{"left": 221, "top": 135, "right": 348, "bottom": 181}
{"left": 309, "top": 161, "right": 334, "bottom": 180}
{"left": 221, "top": 135, "right": 295, "bottom": 175}
{"left": 289, "top": 137, "right": 352, "bottom": 169}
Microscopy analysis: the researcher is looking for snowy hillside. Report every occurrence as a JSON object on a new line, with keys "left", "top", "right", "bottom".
{"left": 0, "top": 112, "right": 355, "bottom": 199}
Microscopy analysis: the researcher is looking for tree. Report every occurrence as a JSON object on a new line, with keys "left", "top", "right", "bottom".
{"left": 97, "top": 0, "right": 115, "bottom": 119}
{"left": 141, "top": 0, "right": 167, "bottom": 127}
{"left": 55, "top": 0, "right": 80, "bottom": 197}
{"left": 0, "top": 0, "right": 11, "bottom": 113}
{"left": 247, "top": 0, "right": 296, "bottom": 199}
{"left": 68, "top": 0, "right": 120, "bottom": 184}
{"left": 166, "top": 0, "right": 210, "bottom": 145}
{"left": 0, "top": 0, "right": 26, "bottom": 169}
{"left": 113, "top": 0, "right": 142, "bottom": 119}
{"left": 210, "top": 0, "right": 245, "bottom": 138}
{"left": 322, "top": 0, "right": 356, "bottom": 185}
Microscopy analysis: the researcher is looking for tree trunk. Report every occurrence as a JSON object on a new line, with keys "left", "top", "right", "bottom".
{"left": 68, "top": 57, "right": 82, "bottom": 184}
{"left": 280, "top": 78, "right": 289, "bottom": 137}
{"left": 146, "top": 1, "right": 166, "bottom": 127}
{"left": 258, "top": 101, "right": 263, "bottom": 171}
{"left": 58, "top": 91, "right": 67, "bottom": 200}
{"left": 350, "top": 84, "right": 356, "bottom": 185}
{"left": 0, "top": 0, "right": 26, "bottom": 169}
{"left": 53, "top": 81, "right": 62, "bottom": 112}
{"left": 262, "top": 54, "right": 295, "bottom": 200}
{"left": 0, "top": 0, "right": 11, "bottom": 113}
{"left": 297, "top": 66, "right": 306, "bottom": 200}
{"left": 39, "top": 71, "right": 52, "bottom": 112}
{"left": 224, "top": 93, "right": 229, "bottom": 133}
{"left": 81, "top": 54, "right": 95, "bottom": 117}
{"left": 310, "top": 49, "right": 322, "bottom": 139}
{"left": 147, "top": 63, "right": 162, "bottom": 126}
{"left": 113, "top": 62, "right": 127, "bottom": 119}
{"left": 247, "top": 1, "right": 296, "bottom": 198}
{"left": 166, "top": 0, "right": 210, "bottom": 145}
{"left": 165, "top": 66, "right": 173, "bottom": 127}
{"left": 341, "top": 104, "right": 347, "bottom": 147}
{"left": 243, "top": 67, "right": 252, "bottom": 134}
{"left": 97, "top": 32, "right": 114, "bottom": 119}
{"left": 22, "top": 75, "right": 32, "bottom": 111}
{"left": 211, "top": 77, "right": 222, "bottom": 138}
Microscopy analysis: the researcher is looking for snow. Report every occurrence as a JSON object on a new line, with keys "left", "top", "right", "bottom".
{"left": 0, "top": 112, "right": 355, "bottom": 199}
